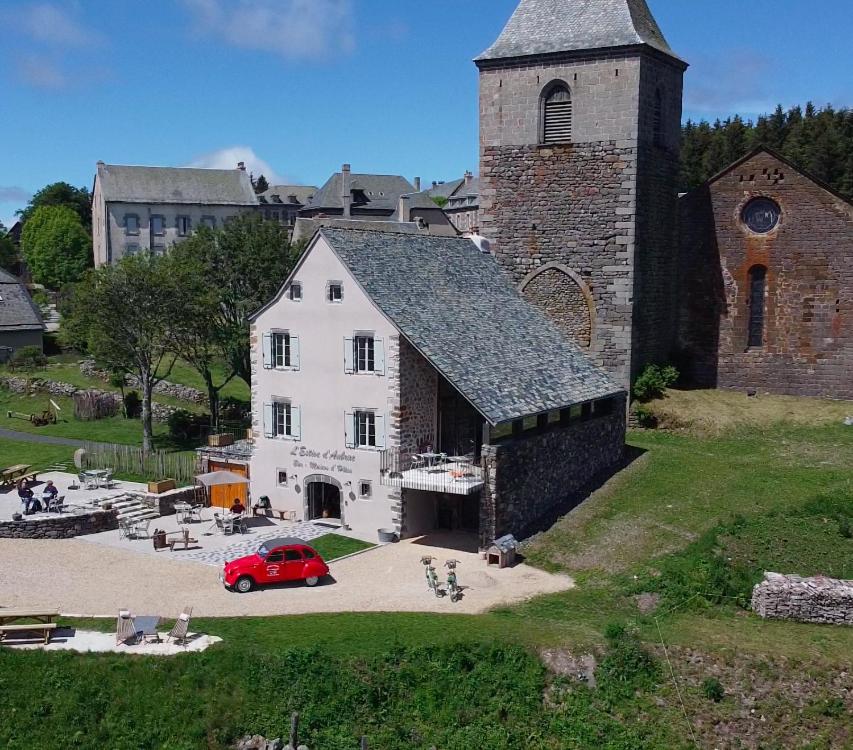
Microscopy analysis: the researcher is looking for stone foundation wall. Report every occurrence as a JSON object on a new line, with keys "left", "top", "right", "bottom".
{"left": 479, "top": 400, "right": 626, "bottom": 546}
{"left": 0, "top": 509, "right": 118, "bottom": 539}
{"left": 80, "top": 360, "right": 208, "bottom": 405}
{"left": 751, "top": 572, "right": 853, "bottom": 626}
{"left": 398, "top": 337, "right": 438, "bottom": 457}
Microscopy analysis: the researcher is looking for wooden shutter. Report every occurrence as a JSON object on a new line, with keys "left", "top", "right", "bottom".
{"left": 290, "top": 406, "right": 302, "bottom": 441}
{"left": 543, "top": 87, "right": 572, "bottom": 144}
{"left": 375, "top": 415, "right": 386, "bottom": 449}
{"left": 344, "top": 412, "right": 355, "bottom": 448}
{"left": 290, "top": 335, "right": 300, "bottom": 371}
{"left": 344, "top": 337, "right": 354, "bottom": 374}
{"left": 262, "top": 333, "right": 273, "bottom": 369}
{"left": 374, "top": 338, "right": 385, "bottom": 376}
{"left": 263, "top": 402, "right": 274, "bottom": 438}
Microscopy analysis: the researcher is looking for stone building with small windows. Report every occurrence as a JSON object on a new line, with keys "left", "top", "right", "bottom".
{"left": 249, "top": 228, "right": 626, "bottom": 544}
{"left": 476, "top": 0, "right": 687, "bottom": 389}
{"left": 91, "top": 161, "right": 259, "bottom": 266}
{"left": 676, "top": 148, "right": 853, "bottom": 400}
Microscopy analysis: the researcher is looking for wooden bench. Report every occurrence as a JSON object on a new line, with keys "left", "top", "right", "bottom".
{"left": 253, "top": 506, "right": 297, "bottom": 522}
{"left": 0, "top": 623, "right": 57, "bottom": 644}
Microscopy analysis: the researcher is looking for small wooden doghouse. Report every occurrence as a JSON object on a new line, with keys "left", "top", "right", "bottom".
{"left": 487, "top": 534, "right": 519, "bottom": 569}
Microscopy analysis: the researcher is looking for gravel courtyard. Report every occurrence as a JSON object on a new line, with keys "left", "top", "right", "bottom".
{"left": 0, "top": 534, "right": 573, "bottom": 618}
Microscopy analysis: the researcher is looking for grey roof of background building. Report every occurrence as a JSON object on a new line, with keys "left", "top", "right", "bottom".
{"left": 307, "top": 172, "right": 418, "bottom": 213}
{"left": 320, "top": 228, "right": 623, "bottom": 424}
{"left": 476, "top": 0, "right": 680, "bottom": 63}
{"left": 96, "top": 163, "right": 259, "bottom": 206}
{"left": 424, "top": 176, "right": 479, "bottom": 203}
{"left": 258, "top": 185, "right": 317, "bottom": 206}
{"left": 0, "top": 269, "right": 45, "bottom": 332}
{"left": 293, "top": 217, "right": 422, "bottom": 243}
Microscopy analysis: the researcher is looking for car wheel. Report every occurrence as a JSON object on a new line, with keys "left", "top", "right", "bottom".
{"left": 304, "top": 576, "right": 320, "bottom": 587}
{"left": 235, "top": 576, "right": 254, "bottom": 593}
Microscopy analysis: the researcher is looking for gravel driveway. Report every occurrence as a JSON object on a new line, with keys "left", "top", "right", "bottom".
{"left": 0, "top": 536, "right": 573, "bottom": 618}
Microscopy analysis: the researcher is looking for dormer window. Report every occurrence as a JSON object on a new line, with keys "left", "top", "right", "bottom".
{"left": 541, "top": 82, "right": 572, "bottom": 144}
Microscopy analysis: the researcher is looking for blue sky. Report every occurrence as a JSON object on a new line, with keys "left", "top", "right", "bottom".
{"left": 1, "top": 0, "right": 851, "bottom": 227}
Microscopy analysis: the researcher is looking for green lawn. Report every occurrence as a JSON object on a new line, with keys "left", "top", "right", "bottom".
{"left": 164, "top": 359, "right": 250, "bottom": 403}
{"left": 0, "top": 438, "right": 73, "bottom": 472}
{"left": 310, "top": 533, "right": 375, "bottom": 561}
{"left": 1, "top": 407, "right": 852, "bottom": 748}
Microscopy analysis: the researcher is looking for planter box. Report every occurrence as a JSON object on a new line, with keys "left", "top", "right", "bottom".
{"left": 148, "top": 478, "right": 176, "bottom": 494}
{"left": 208, "top": 434, "right": 235, "bottom": 448}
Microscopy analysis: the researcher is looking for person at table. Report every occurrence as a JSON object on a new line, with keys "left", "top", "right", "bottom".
{"left": 229, "top": 499, "right": 246, "bottom": 516}
{"left": 41, "top": 480, "right": 58, "bottom": 507}
{"left": 17, "top": 480, "right": 39, "bottom": 515}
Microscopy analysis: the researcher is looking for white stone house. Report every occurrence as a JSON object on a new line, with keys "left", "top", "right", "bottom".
{"left": 249, "top": 228, "right": 626, "bottom": 544}
{"left": 91, "top": 162, "right": 259, "bottom": 266}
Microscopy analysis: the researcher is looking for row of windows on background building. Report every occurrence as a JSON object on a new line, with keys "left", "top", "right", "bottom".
{"left": 263, "top": 401, "right": 386, "bottom": 450}
{"left": 283, "top": 281, "right": 342, "bottom": 304}
{"left": 123, "top": 214, "right": 216, "bottom": 237}
{"left": 262, "top": 332, "right": 386, "bottom": 374}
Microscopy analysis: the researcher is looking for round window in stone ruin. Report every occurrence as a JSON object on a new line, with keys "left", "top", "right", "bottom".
{"left": 742, "top": 197, "right": 781, "bottom": 234}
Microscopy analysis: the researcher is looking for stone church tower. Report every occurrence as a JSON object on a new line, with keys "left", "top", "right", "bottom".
{"left": 476, "top": 0, "right": 687, "bottom": 387}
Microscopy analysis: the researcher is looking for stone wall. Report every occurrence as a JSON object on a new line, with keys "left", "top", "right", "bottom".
{"left": 479, "top": 400, "right": 626, "bottom": 546}
{"left": 520, "top": 266, "right": 593, "bottom": 348}
{"left": 0, "top": 509, "right": 118, "bottom": 539}
{"left": 397, "top": 337, "right": 437, "bottom": 457}
{"left": 677, "top": 150, "right": 853, "bottom": 399}
{"left": 80, "top": 360, "right": 208, "bottom": 405}
{"left": 751, "top": 572, "right": 853, "bottom": 626}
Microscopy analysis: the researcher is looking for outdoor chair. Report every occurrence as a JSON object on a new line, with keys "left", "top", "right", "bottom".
{"left": 46, "top": 495, "right": 65, "bottom": 514}
{"left": 118, "top": 518, "right": 136, "bottom": 540}
{"left": 101, "top": 470, "right": 115, "bottom": 489}
{"left": 116, "top": 610, "right": 137, "bottom": 645}
{"left": 78, "top": 473, "right": 97, "bottom": 490}
{"left": 167, "top": 607, "right": 193, "bottom": 646}
{"left": 213, "top": 513, "right": 235, "bottom": 535}
{"left": 410, "top": 454, "right": 425, "bottom": 470}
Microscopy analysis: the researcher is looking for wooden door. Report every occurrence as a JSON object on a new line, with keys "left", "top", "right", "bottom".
{"left": 208, "top": 461, "right": 248, "bottom": 510}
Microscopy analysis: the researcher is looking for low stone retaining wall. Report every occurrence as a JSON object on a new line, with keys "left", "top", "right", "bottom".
{"left": 80, "top": 360, "right": 207, "bottom": 405}
{"left": 0, "top": 509, "right": 119, "bottom": 539}
{"left": 146, "top": 486, "right": 199, "bottom": 516}
{"left": 751, "top": 572, "right": 853, "bottom": 626}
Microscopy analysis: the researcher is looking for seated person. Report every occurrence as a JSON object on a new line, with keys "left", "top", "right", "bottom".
{"left": 41, "top": 480, "right": 59, "bottom": 504}
{"left": 17, "top": 480, "right": 35, "bottom": 514}
{"left": 229, "top": 499, "right": 246, "bottom": 516}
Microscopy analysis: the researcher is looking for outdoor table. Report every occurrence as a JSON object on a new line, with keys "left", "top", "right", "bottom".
{"left": 0, "top": 609, "right": 58, "bottom": 627}
{"left": 417, "top": 452, "right": 445, "bottom": 468}
{"left": 1, "top": 464, "right": 32, "bottom": 484}
{"left": 134, "top": 615, "right": 162, "bottom": 643}
{"left": 173, "top": 502, "right": 192, "bottom": 524}
{"left": 83, "top": 469, "right": 111, "bottom": 488}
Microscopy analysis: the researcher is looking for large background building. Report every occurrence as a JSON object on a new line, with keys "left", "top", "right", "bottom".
{"left": 476, "top": 0, "right": 687, "bottom": 389}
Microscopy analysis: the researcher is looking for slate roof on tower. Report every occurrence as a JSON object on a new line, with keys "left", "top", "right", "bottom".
{"left": 316, "top": 228, "right": 624, "bottom": 424}
{"left": 476, "top": 0, "right": 680, "bottom": 63}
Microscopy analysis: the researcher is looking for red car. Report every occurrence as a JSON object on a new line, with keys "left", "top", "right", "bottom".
{"left": 220, "top": 537, "right": 330, "bottom": 593}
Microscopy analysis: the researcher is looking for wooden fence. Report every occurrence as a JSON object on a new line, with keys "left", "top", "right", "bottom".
{"left": 82, "top": 442, "right": 198, "bottom": 484}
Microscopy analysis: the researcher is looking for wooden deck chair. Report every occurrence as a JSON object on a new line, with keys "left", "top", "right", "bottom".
{"left": 116, "top": 609, "right": 137, "bottom": 645}
{"left": 167, "top": 607, "right": 193, "bottom": 646}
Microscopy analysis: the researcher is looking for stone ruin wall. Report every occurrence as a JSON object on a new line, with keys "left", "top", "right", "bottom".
{"left": 751, "top": 572, "right": 853, "bottom": 627}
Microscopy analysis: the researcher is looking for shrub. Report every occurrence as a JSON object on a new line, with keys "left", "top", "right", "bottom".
{"left": 123, "top": 391, "right": 141, "bottom": 419}
{"left": 7, "top": 345, "right": 47, "bottom": 372}
{"left": 633, "top": 404, "right": 658, "bottom": 428}
{"left": 702, "top": 677, "right": 725, "bottom": 702}
{"left": 596, "top": 623, "right": 660, "bottom": 703}
{"left": 167, "top": 409, "right": 197, "bottom": 440}
{"left": 838, "top": 516, "right": 852, "bottom": 540}
{"left": 632, "top": 364, "right": 679, "bottom": 402}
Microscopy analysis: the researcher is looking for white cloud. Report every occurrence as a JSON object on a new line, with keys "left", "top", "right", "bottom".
{"left": 684, "top": 51, "right": 778, "bottom": 118}
{"left": 187, "top": 146, "right": 286, "bottom": 184}
{"left": 182, "top": 0, "right": 355, "bottom": 59}
{"left": 7, "top": 2, "right": 100, "bottom": 47}
{"left": 0, "top": 187, "right": 32, "bottom": 204}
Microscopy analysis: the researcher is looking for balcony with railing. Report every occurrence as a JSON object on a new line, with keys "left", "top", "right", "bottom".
{"left": 380, "top": 450, "right": 484, "bottom": 495}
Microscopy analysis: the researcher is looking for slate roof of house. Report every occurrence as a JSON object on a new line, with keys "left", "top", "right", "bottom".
{"left": 307, "top": 172, "right": 419, "bottom": 213}
{"left": 476, "top": 0, "right": 681, "bottom": 63}
{"left": 96, "top": 163, "right": 258, "bottom": 206}
{"left": 319, "top": 228, "right": 623, "bottom": 424}
{"left": 0, "top": 269, "right": 45, "bottom": 332}
{"left": 258, "top": 185, "right": 317, "bottom": 206}
{"left": 424, "top": 177, "right": 479, "bottom": 204}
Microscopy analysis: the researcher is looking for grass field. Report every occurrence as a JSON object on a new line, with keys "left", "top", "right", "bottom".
{"left": 0, "top": 396, "right": 851, "bottom": 748}
{"left": 310, "top": 533, "right": 375, "bottom": 561}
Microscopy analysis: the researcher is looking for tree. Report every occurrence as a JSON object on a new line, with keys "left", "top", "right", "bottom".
{"left": 61, "top": 255, "right": 185, "bottom": 452}
{"left": 171, "top": 215, "right": 301, "bottom": 388}
{"left": 20, "top": 205, "right": 92, "bottom": 289}
{"left": 254, "top": 174, "right": 270, "bottom": 194}
{"left": 0, "top": 224, "right": 16, "bottom": 272}
{"left": 17, "top": 182, "right": 92, "bottom": 229}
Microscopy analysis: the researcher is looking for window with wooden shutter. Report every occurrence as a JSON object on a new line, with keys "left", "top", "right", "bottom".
{"left": 542, "top": 84, "right": 572, "bottom": 144}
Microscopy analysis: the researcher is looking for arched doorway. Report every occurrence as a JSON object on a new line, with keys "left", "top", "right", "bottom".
{"left": 519, "top": 263, "right": 596, "bottom": 349}
{"left": 305, "top": 475, "right": 342, "bottom": 523}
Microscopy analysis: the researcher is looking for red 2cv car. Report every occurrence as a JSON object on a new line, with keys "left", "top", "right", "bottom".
{"left": 220, "top": 538, "right": 330, "bottom": 593}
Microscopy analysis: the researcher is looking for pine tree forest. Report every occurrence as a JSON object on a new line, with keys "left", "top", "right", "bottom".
{"left": 680, "top": 103, "right": 853, "bottom": 199}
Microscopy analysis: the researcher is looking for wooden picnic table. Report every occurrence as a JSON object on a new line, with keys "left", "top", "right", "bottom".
{"left": 1, "top": 464, "right": 33, "bottom": 485}
{"left": 0, "top": 609, "right": 59, "bottom": 627}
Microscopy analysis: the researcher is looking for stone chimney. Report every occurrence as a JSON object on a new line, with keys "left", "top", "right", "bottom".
{"left": 237, "top": 161, "right": 246, "bottom": 171}
{"left": 464, "top": 170, "right": 473, "bottom": 188}
{"left": 397, "top": 195, "right": 411, "bottom": 223}
{"left": 341, "top": 163, "right": 352, "bottom": 218}
{"left": 413, "top": 177, "right": 421, "bottom": 192}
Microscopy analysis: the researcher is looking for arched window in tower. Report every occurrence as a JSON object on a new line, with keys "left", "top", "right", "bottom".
{"left": 747, "top": 265, "right": 767, "bottom": 348}
{"left": 653, "top": 88, "right": 664, "bottom": 146}
{"left": 541, "top": 82, "right": 573, "bottom": 144}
